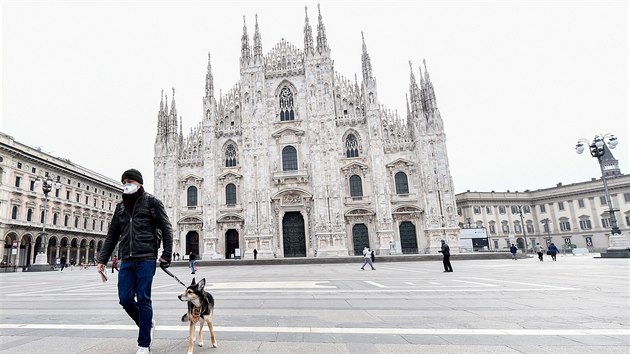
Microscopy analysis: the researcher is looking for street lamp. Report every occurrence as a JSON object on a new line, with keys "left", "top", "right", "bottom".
{"left": 33, "top": 174, "right": 61, "bottom": 267}
{"left": 541, "top": 218, "right": 552, "bottom": 244}
{"left": 514, "top": 205, "right": 529, "bottom": 254}
{"left": 575, "top": 134, "right": 620, "bottom": 235}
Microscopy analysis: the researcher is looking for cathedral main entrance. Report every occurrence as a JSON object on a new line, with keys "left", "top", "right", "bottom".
{"left": 352, "top": 223, "right": 369, "bottom": 255}
{"left": 185, "top": 231, "right": 199, "bottom": 256}
{"left": 225, "top": 229, "right": 239, "bottom": 259}
{"left": 282, "top": 212, "right": 306, "bottom": 257}
{"left": 399, "top": 221, "right": 418, "bottom": 254}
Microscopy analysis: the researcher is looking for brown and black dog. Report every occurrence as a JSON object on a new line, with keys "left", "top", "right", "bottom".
{"left": 178, "top": 278, "right": 217, "bottom": 353}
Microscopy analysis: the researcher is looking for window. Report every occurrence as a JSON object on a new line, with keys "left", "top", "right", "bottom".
{"left": 349, "top": 175, "right": 363, "bottom": 198}
{"left": 15, "top": 176, "right": 21, "bottom": 188}
{"left": 523, "top": 205, "right": 531, "bottom": 213}
{"left": 226, "top": 183, "right": 236, "bottom": 205}
{"left": 53, "top": 213, "right": 58, "bottom": 225}
{"left": 30, "top": 180, "right": 35, "bottom": 191}
{"left": 559, "top": 220, "right": 571, "bottom": 231}
{"left": 74, "top": 216, "right": 79, "bottom": 228}
{"left": 543, "top": 222, "right": 550, "bottom": 233}
{"left": 626, "top": 215, "right": 630, "bottom": 226}
{"left": 84, "top": 218, "right": 88, "bottom": 229}
{"left": 92, "top": 220, "right": 96, "bottom": 230}
{"left": 281, "top": 146, "right": 298, "bottom": 171}
{"left": 85, "top": 196, "right": 89, "bottom": 205}
{"left": 40, "top": 210, "right": 45, "bottom": 223}
{"left": 558, "top": 202, "right": 565, "bottom": 211}
{"left": 601, "top": 217, "right": 611, "bottom": 228}
{"left": 394, "top": 172, "right": 409, "bottom": 194}
{"left": 540, "top": 204, "right": 546, "bottom": 213}
{"left": 31, "top": 167, "right": 36, "bottom": 173}
{"left": 488, "top": 223, "right": 496, "bottom": 234}
{"left": 457, "top": 207, "right": 462, "bottom": 216}
{"left": 514, "top": 223, "right": 522, "bottom": 234}
{"left": 11, "top": 206, "right": 18, "bottom": 219}
{"left": 55, "top": 188, "right": 60, "bottom": 198}
{"left": 76, "top": 193, "right": 80, "bottom": 202}
{"left": 578, "top": 199, "right": 585, "bottom": 208}
{"left": 473, "top": 206, "right": 481, "bottom": 214}
{"left": 526, "top": 223, "right": 534, "bottom": 233}
{"left": 499, "top": 206, "right": 506, "bottom": 214}
{"left": 100, "top": 220, "right": 104, "bottom": 231}
{"left": 279, "top": 87, "right": 295, "bottom": 121}
{"left": 345, "top": 134, "right": 359, "bottom": 157}
{"left": 624, "top": 193, "right": 630, "bottom": 202}
{"left": 579, "top": 219, "right": 592, "bottom": 230}
{"left": 600, "top": 196, "right": 607, "bottom": 205}
{"left": 66, "top": 191, "right": 71, "bottom": 199}
{"left": 17, "top": 162, "right": 22, "bottom": 169}
{"left": 187, "top": 186, "right": 198, "bottom": 207}
{"left": 501, "top": 222, "right": 509, "bottom": 233}
{"left": 27, "top": 208, "right": 33, "bottom": 222}
{"left": 486, "top": 206, "right": 492, "bottom": 214}
{"left": 225, "top": 144, "right": 237, "bottom": 167}
{"left": 64, "top": 215, "right": 69, "bottom": 227}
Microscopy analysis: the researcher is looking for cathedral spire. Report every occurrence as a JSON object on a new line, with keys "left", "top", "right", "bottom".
{"left": 303, "top": 6, "right": 314, "bottom": 55}
{"left": 240, "top": 15, "right": 251, "bottom": 65}
{"left": 316, "top": 4, "right": 329, "bottom": 54}
{"left": 205, "top": 52, "right": 214, "bottom": 99}
{"left": 160, "top": 89, "right": 164, "bottom": 113}
{"left": 253, "top": 14, "right": 263, "bottom": 62}
{"left": 361, "top": 32, "right": 373, "bottom": 81}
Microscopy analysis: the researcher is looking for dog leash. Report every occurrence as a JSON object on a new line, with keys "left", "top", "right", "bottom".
{"left": 159, "top": 263, "right": 187, "bottom": 287}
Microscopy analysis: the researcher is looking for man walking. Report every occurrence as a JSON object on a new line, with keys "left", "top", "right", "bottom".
{"left": 97, "top": 169, "right": 173, "bottom": 354}
{"left": 439, "top": 240, "right": 453, "bottom": 272}
{"left": 510, "top": 243, "right": 518, "bottom": 260}
{"left": 189, "top": 251, "right": 197, "bottom": 274}
{"left": 361, "top": 247, "right": 375, "bottom": 270}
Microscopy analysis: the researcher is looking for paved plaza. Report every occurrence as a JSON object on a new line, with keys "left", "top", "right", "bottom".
{"left": 1, "top": 255, "right": 629, "bottom": 353}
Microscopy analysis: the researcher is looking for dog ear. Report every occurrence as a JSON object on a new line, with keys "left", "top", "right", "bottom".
{"left": 190, "top": 277, "right": 196, "bottom": 286}
{"left": 197, "top": 278, "right": 206, "bottom": 291}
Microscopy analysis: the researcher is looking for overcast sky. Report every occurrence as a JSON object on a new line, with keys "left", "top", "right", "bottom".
{"left": 2, "top": 1, "right": 627, "bottom": 194}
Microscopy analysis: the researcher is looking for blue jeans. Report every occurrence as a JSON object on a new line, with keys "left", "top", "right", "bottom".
{"left": 118, "top": 260, "right": 156, "bottom": 347}
{"left": 189, "top": 260, "right": 196, "bottom": 273}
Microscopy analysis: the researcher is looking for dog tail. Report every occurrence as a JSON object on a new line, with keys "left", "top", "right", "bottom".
{"left": 181, "top": 313, "right": 189, "bottom": 322}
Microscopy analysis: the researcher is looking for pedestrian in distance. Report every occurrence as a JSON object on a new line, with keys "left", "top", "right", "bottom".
{"left": 111, "top": 256, "right": 119, "bottom": 273}
{"left": 438, "top": 240, "right": 453, "bottom": 272}
{"left": 510, "top": 243, "right": 518, "bottom": 260}
{"left": 176, "top": 252, "right": 180, "bottom": 261}
{"left": 189, "top": 251, "right": 197, "bottom": 274}
{"left": 253, "top": 248, "right": 258, "bottom": 260}
{"left": 172, "top": 252, "right": 176, "bottom": 261}
{"left": 370, "top": 249, "right": 375, "bottom": 263}
{"left": 361, "top": 247, "right": 375, "bottom": 270}
{"left": 536, "top": 243, "right": 544, "bottom": 261}
{"left": 97, "top": 168, "right": 173, "bottom": 354}
{"left": 60, "top": 255, "right": 66, "bottom": 271}
{"left": 547, "top": 243, "right": 559, "bottom": 261}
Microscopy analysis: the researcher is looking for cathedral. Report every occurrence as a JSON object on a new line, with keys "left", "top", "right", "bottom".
{"left": 153, "top": 5, "right": 459, "bottom": 259}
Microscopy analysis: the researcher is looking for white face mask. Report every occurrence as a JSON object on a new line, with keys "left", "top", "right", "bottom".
{"left": 123, "top": 183, "right": 140, "bottom": 195}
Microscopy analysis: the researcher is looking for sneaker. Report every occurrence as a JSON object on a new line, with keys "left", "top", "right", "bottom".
{"left": 136, "top": 346, "right": 151, "bottom": 354}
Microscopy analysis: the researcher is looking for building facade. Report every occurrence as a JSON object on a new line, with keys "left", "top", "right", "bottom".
{"left": 153, "top": 6, "right": 458, "bottom": 259}
{"left": 0, "top": 132, "right": 121, "bottom": 268}
{"left": 456, "top": 174, "right": 630, "bottom": 253}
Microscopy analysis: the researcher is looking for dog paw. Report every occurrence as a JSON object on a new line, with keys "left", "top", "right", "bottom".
{"left": 198, "top": 341, "right": 204, "bottom": 347}
{"left": 212, "top": 342, "right": 218, "bottom": 348}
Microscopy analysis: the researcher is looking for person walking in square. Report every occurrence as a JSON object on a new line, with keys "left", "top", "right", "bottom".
{"left": 510, "top": 243, "right": 518, "bottom": 260}
{"left": 536, "top": 243, "right": 544, "bottom": 261}
{"left": 97, "top": 168, "right": 173, "bottom": 354}
{"left": 361, "top": 247, "right": 375, "bottom": 270}
{"left": 439, "top": 240, "right": 453, "bottom": 272}
{"left": 547, "top": 243, "right": 559, "bottom": 261}
{"left": 189, "top": 251, "right": 197, "bottom": 274}
{"left": 253, "top": 248, "right": 258, "bottom": 260}
{"left": 60, "top": 255, "right": 66, "bottom": 271}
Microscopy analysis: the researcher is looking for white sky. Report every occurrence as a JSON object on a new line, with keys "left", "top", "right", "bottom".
{"left": 2, "top": 0, "right": 628, "bottom": 194}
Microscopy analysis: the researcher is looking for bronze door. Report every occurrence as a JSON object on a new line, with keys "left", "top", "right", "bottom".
{"left": 399, "top": 221, "right": 418, "bottom": 254}
{"left": 282, "top": 212, "right": 306, "bottom": 257}
{"left": 352, "top": 223, "right": 369, "bottom": 255}
{"left": 225, "top": 229, "right": 239, "bottom": 259}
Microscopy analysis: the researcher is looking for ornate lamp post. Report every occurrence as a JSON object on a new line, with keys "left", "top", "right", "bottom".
{"left": 514, "top": 205, "right": 529, "bottom": 254}
{"left": 32, "top": 174, "right": 61, "bottom": 269}
{"left": 575, "top": 134, "right": 629, "bottom": 257}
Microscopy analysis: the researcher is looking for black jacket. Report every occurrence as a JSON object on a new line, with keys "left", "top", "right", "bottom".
{"left": 98, "top": 192, "right": 173, "bottom": 264}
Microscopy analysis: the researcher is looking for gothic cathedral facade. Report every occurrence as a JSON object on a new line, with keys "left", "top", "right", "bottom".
{"left": 153, "top": 6, "right": 459, "bottom": 259}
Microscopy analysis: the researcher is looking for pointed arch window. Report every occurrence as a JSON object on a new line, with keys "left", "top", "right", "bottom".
{"left": 225, "top": 144, "right": 238, "bottom": 167}
{"left": 349, "top": 175, "right": 363, "bottom": 199}
{"left": 11, "top": 206, "right": 18, "bottom": 220}
{"left": 279, "top": 87, "right": 295, "bottom": 121}
{"left": 187, "top": 186, "right": 198, "bottom": 207}
{"left": 345, "top": 134, "right": 359, "bottom": 158}
{"left": 395, "top": 172, "right": 409, "bottom": 194}
{"left": 226, "top": 183, "right": 236, "bottom": 205}
{"left": 64, "top": 214, "right": 69, "bottom": 227}
{"left": 282, "top": 146, "right": 298, "bottom": 171}
{"left": 27, "top": 208, "right": 33, "bottom": 222}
